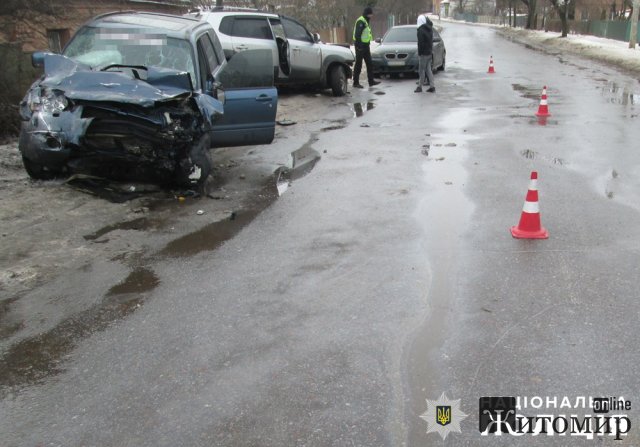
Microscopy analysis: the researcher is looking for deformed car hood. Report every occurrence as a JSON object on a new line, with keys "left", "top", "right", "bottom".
{"left": 38, "top": 53, "right": 196, "bottom": 107}
{"left": 373, "top": 42, "right": 417, "bottom": 53}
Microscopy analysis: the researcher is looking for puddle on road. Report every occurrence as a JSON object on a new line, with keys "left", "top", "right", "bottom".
{"left": 508, "top": 114, "right": 560, "bottom": 126}
{"left": 288, "top": 144, "right": 321, "bottom": 180}
{"left": 0, "top": 267, "right": 159, "bottom": 395}
{"left": 520, "top": 149, "right": 566, "bottom": 165}
{"left": 160, "top": 142, "right": 321, "bottom": 259}
{"left": 106, "top": 267, "right": 160, "bottom": 296}
{"left": 84, "top": 217, "right": 159, "bottom": 241}
{"left": 320, "top": 119, "right": 348, "bottom": 132}
{"left": 352, "top": 101, "right": 376, "bottom": 117}
{"left": 600, "top": 82, "right": 639, "bottom": 106}
{"left": 0, "top": 297, "right": 24, "bottom": 340}
{"left": 512, "top": 83, "right": 541, "bottom": 100}
{"left": 374, "top": 91, "right": 386, "bottom": 96}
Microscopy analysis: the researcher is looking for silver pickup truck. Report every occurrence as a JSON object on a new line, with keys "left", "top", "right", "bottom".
{"left": 189, "top": 10, "right": 355, "bottom": 96}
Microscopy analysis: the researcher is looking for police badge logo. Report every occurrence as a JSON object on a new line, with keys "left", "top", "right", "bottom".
{"left": 420, "top": 393, "right": 467, "bottom": 440}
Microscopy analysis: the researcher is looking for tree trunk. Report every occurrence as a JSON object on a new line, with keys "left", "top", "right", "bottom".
{"left": 560, "top": 2, "right": 568, "bottom": 36}
{"left": 526, "top": 0, "right": 537, "bottom": 28}
{"left": 630, "top": 0, "right": 640, "bottom": 48}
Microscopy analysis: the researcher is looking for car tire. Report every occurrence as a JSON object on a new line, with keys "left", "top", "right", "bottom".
{"left": 22, "top": 156, "right": 58, "bottom": 180}
{"left": 438, "top": 53, "right": 446, "bottom": 71}
{"left": 191, "top": 151, "right": 211, "bottom": 190}
{"left": 178, "top": 134, "right": 212, "bottom": 189}
{"left": 329, "top": 65, "right": 348, "bottom": 97}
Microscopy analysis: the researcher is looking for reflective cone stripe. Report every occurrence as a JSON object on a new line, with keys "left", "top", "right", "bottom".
{"left": 488, "top": 56, "right": 495, "bottom": 74}
{"left": 535, "top": 85, "right": 551, "bottom": 117}
{"left": 510, "top": 171, "right": 549, "bottom": 239}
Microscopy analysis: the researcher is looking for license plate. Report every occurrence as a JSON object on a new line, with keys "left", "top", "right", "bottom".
{"left": 388, "top": 61, "right": 405, "bottom": 66}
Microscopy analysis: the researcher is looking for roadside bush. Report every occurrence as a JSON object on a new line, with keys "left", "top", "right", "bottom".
{"left": 0, "top": 43, "right": 40, "bottom": 141}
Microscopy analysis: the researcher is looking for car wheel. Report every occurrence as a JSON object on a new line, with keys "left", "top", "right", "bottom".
{"left": 191, "top": 150, "right": 211, "bottom": 190}
{"left": 178, "top": 134, "right": 212, "bottom": 190}
{"left": 22, "top": 156, "right": 58, "bottom": 180}
{"left": 438, "top": 52, "right": 446, "bottom": 71}
{"left": 329, "top": 65, "right": 348, "bottom": 97}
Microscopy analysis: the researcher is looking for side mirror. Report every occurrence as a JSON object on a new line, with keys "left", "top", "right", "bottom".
{"left": 312, "top": 33, "right": 321, "bottom": 43}
{"left": 205, "top": 74, "right": 225, "bottom": 104}
{"left": 205, "top": 74, "right": 216, "bottom": 94}
{"left": 213, "top": 81, "right": 226, "bottom": 105}
{"left": 374, "top": 37, "right": 382, "bottom": 44}
{"left": 32, "top": 51, "right": 45, "bottom": 68}
{"left": 215, "top": 87, "right": 226, "bottom": 105}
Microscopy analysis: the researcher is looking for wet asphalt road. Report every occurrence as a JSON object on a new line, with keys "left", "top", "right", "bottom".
{"left": 2, "top": 21, "right": 640, "bottom": 446}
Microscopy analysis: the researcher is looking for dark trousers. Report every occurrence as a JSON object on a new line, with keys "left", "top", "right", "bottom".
{"left": 353, "top": 46, "right": 374, "bottom": 85}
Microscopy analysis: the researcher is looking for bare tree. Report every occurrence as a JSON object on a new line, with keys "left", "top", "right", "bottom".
{"left": 520, "top": 0, "right": 537, "bottom": 28}
{"left": 548, "top": 0, "right": 571, "bottom": 36}
{"left": 455, "top": 0, "right": 471, "bottom": 13}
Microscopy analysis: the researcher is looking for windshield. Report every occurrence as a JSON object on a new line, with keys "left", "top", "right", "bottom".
{"left": 383, "top": 28, "right": 417, "bottom": 43}
{"left": 64, "top": 26, "right": 196, "bottom": 86}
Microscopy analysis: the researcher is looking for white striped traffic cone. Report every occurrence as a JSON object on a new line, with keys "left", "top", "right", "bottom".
{"left": 510, "top": 171, "right": 549, "bottom": 239}
{"left": 487, "top": 56, "right": 495, "bottom": 74}
{"left": 535, "top": 86, "right": 551, "bottom": 117}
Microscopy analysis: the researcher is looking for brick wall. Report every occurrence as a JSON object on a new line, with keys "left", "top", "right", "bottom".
{"left": 0, "top": 0, "right": 190, "bottom": 53}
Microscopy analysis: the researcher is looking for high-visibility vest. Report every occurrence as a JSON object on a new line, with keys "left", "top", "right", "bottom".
{"left": 353, "top": 16, "right": 372, "bottom": 44}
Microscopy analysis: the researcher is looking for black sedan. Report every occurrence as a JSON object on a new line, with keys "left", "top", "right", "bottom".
{"left": 371, "top": 25, "right": 445, "bottom": 77}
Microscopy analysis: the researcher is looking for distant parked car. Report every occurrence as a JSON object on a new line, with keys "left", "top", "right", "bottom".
{"left": 189, "top": 10, "right": 355, "bottom": 96}
{"left": 371, "top": 25, "right": 445, "bottom": 77}
{"left": 19, "top": 12, "right": 278, "bottom": 187}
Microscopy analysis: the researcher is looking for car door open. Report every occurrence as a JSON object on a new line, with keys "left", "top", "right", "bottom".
{"left": 211, "top": 48, "right": 278, "bottom": 147}
{"left": 281, "top": 17, "right": 321, "bottom": 81}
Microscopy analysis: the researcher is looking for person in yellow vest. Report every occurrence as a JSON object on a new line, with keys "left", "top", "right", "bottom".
{"left": 352, "top": 6, "right": 381, "bottom": 88}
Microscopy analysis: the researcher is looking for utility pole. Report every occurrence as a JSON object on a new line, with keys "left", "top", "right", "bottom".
{"left": 630, "top": 0, "right": 640, "bottom": 48}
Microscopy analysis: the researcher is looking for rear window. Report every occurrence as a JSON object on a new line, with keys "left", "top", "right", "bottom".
{"left": 230, "top": 17, "right": 272, "bottom": 40}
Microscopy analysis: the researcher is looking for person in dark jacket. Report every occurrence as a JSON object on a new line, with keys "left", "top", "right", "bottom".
{"left": 352, "top": 6, "right": 381, "bottom": 88}
{"left": 416, "top": 15, "right": 435, "bottom": 93}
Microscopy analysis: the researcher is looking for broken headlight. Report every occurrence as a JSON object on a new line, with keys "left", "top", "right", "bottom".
{"left": 27, "top": 87, "right": 69, "bottom": 114}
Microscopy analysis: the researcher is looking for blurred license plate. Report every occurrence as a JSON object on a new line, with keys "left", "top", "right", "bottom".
{"left": 388, "top": 61, "right": 405, "bottom": 66}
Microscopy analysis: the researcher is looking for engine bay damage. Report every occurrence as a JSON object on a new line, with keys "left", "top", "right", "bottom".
{"left": 19, "top": 54, "right": 223, "bottom": 187}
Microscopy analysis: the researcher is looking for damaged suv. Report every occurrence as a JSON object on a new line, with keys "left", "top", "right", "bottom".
{"left": 190, "top": 10, "right": 355, "bottom": 96}
{"left": 19, "top": 12, "right": 278, "bottom": 187}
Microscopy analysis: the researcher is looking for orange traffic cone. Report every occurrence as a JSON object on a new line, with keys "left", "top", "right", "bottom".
{"left": 535, "top": 86, "right": 551, "bottom": 117}
{"left": 487, "top": 56, "right": 495, "bottom": 74}
{"left": 511, "top": 171, "right": 549, "bottom": 239}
